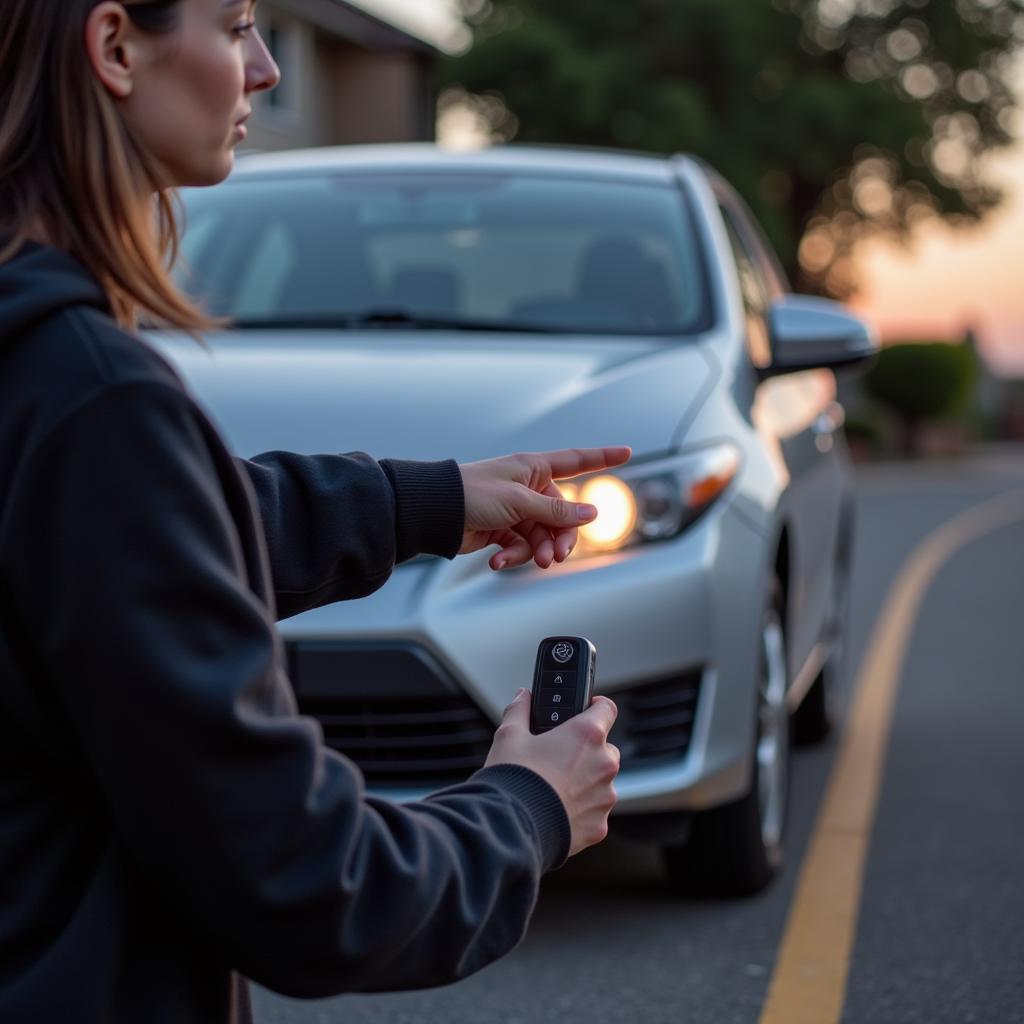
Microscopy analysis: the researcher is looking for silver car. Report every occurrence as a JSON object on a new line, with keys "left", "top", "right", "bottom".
{"left": 156, "top": 144, "right": 876, "bottom": 896}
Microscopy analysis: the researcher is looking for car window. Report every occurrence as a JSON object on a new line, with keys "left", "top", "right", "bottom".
{"left": 718, "top": 204, "right": 773, "bottom": 370}
{"left": 178, "top": 173, "right": 711, "bottom": 336}
{"left": 234, "top": 222, "right": 296, "bottom": 318}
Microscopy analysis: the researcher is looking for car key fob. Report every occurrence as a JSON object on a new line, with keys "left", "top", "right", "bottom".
{"left": 529, "top": 636, "right": 597, "bottom": 734}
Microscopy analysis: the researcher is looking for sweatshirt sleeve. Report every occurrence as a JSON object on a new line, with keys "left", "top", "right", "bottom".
{"left": 236, "top": 452, "right": 465, "bottom": 620}
{"left": 4, "top": 379, "right": 569, "bottom": 998}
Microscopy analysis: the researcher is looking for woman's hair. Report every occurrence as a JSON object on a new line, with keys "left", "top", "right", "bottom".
{"left": 0, "top": 0, "right": 215, "bottom": 332}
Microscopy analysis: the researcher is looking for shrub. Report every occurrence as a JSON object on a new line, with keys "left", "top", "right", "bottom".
{"left": 863, "top": 342, "right": 978, "bottom": 455}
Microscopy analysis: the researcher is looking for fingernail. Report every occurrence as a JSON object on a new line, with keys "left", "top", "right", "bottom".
{"left": 495, "top": 558, "right": 506, "bottom": 570}
{"left": 514, "top": 688, "right": 528, "bottom": 700}
{"left": 577, "top": 504, "right": 597, "bottom": 522}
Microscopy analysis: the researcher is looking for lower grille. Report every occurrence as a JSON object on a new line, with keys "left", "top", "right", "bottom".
{"left": 300, "top": 696, "right": 493, "bottom": 786}
{"left": 609, "top": 669, "right": 703, "bottom": 769}
{"left": 287, "top": 642, "right": 702, "bottom": 786}
{"left": 287, "top": 642, "right": 493, "bottom": 787}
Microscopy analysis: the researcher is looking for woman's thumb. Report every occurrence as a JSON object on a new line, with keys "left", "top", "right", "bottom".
{"left": 502, "top": 687, "right": 532, "bottom": 724}
{"left": 527, "top": 490, "right": 598, "bottom": 528}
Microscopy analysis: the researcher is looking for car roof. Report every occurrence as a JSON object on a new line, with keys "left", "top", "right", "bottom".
{"left": 233, "top": 143, "right": 698, "bottom": 186}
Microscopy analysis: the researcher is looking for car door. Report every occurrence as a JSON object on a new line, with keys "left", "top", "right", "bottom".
{"left": 714, "top": 188, "right": 845, "bottom": 680}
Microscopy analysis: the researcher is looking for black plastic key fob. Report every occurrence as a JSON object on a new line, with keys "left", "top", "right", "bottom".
{"left": 529, "top": 636, "right": 597, "bottom": 734}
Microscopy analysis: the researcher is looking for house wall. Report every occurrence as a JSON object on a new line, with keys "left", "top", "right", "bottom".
{"left": 246, "top": 8, "right": 319, "bottom": 151}
{"left": 327, "top": 44, "right": 433, "bottom": 144}
{"left": 243, "top": 2, "right": 435, "bottom": 153}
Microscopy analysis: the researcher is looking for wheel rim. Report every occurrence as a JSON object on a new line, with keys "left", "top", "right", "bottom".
{"left": 757, "top": 612, "right": 788, "bottom": 854}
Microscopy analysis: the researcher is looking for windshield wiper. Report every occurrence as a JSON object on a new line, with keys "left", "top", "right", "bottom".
{"left": 231, "top": 310, "right": 563, "bottom": 333}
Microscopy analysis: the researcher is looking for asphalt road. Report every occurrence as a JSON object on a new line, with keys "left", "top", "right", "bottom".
{"left": 252, "top": 447, "right": 1024, "bottom": 1024}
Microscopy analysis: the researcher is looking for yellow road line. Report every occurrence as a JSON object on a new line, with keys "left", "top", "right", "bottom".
{"left": 758, "top": 487, "right": 1024, "bottom": 1024}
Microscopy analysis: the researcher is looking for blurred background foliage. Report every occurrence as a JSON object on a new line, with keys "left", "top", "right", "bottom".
{"left": 861, "top": 341, "right": 980, "bottom": 453}
{"left": 442, "top": 0, "right": 1024, "bottom": 299}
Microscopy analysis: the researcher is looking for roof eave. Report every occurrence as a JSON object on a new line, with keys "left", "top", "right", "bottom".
{"left": 270, "top": 0, "right": 441, "bottom": 55}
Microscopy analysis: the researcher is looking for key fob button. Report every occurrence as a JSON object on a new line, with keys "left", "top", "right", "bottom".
{"left": 542, "top": 670, "right": 576, "bottom": 689}
{"left": 539, "top": 687, "right": 577, "bottom": 710}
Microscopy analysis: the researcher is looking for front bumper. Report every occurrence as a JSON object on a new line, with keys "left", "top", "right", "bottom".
{"left": 280, "top": 502, "right": 768, "bottom": 817}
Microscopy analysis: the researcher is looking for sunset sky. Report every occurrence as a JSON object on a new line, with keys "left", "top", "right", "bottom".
{"left": 849, "top": 128, "right": 1024, "bottom": 377}
{"left": 355, "top": 0, "right": 1024, "bottom": 377}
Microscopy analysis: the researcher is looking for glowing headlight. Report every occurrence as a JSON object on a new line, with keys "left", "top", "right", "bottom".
{"left": 559, "top": 443, "right": 741, "bottom": 558}
{"left": 579, "top": 476, "right": 637, "bottom": 550}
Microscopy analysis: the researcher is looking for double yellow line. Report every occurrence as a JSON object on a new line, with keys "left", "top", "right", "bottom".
{"left": 759, "top": 487, "right": 1024, "bottom": 1024}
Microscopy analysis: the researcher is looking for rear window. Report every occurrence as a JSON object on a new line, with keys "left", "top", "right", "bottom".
{"left": 178, "top": 171, "right": 710, "bottom": 336}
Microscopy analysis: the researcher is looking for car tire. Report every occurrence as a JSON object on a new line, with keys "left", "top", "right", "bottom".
{"left": 793, "top": 514, "right": 854, "bottom": 746}
{"left": 661, "top": 575, "right": 790, "bottom": 898}
{"left": 792, "top": 661, "right": 832, "bottom": 746}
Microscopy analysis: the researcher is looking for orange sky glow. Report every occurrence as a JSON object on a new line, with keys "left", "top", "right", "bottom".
{"left": 851, "top": 141, "right": 1024, "bottom": 377}
{"left": 849, "top": 63, "right": 1024, "bottom": 378}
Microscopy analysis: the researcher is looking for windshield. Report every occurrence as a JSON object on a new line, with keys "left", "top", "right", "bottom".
{"left": 178, "top": 171, "right": 710, "bottom": 335}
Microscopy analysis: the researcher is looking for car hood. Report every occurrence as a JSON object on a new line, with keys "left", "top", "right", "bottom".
{"left": 147, "top": 330, "right": 718, "bottom": 461}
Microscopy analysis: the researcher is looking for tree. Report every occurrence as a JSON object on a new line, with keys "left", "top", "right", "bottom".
{"left": 442, "top": 0, "right": 1023, "bottom": 296}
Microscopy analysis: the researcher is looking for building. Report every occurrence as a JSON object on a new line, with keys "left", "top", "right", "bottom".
{"left": 965, "top": 329, "right": 1024, "bottom": 441}
{"left": 246, "top": 0, "right": 440, "bottom": 153}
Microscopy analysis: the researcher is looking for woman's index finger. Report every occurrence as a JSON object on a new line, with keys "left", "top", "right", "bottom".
{"left": 543, "top": 446, "right": 632, "bottom": 480}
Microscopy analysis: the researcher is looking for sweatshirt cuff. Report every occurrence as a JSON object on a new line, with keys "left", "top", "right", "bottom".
{"left": 470, "top": 764, "right": 571, "bottom": 873}
{"left": 379, "top": 458, "right": 465, "bottom": 563}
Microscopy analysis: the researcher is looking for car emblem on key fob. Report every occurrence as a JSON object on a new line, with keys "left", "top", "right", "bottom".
{"left": 551, "top": 641, "right": 574, "bottom": 663}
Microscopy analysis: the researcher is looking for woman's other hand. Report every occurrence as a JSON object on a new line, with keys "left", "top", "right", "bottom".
{"left": 458, "top": 447, "right": 632, "bottom": 570}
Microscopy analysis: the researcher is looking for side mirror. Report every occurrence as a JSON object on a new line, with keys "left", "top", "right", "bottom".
{"left": 764, "top": 295, "right": 879, "bottom": 377}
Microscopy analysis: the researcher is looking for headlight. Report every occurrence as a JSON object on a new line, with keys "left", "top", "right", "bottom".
{"left": 561, "top": 443, "right": 741, "bottom": 557}
{"left": 578, "top": 476, "right": 637, "bottom": 550}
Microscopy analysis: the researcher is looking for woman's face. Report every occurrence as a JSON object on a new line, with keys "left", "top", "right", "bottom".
{"left": 101, "top": 0, "right": 280, "bottom": 187}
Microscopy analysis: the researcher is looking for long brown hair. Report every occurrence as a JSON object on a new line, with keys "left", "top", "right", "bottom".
{"left": 0, "top": 0, "right": 214, "bottom": 332}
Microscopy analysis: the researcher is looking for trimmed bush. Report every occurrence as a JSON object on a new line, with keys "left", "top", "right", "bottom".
{"left": 863, "top": 342, "right": 978, "bottom": 455}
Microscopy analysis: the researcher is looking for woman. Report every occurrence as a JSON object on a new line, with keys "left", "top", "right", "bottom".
{"left": 0, "top": 2, "right": 626, "bottom": 1021}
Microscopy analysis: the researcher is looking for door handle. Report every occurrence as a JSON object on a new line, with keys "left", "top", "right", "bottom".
{"left": 812, "top": 402, "right": 845, "bottom": 452}
{"left": 812, "top": 402, "right": 845, "bottom": 436}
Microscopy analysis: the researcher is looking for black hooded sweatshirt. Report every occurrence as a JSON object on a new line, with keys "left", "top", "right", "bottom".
{"left": 0, "top": 242, "right": 570, "bottom": 1023}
